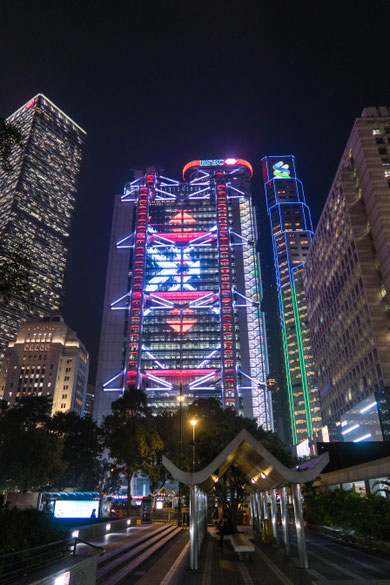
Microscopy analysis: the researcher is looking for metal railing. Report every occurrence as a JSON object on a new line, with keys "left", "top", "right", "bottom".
{"left": 0, "top": 537, "right": 104, "bottom": 585}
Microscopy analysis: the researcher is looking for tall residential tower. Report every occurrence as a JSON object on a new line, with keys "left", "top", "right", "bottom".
{"left": 94, "top": 159, "right": 272, "bottom": 429}
{"left": 262, "top": 156, "right": 322, "bottom": 447}
{"left": 0, "top": 94, "right": 86, "bottom": 365}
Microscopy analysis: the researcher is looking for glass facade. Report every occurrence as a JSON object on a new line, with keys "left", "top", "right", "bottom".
{"left": 0, "top": 94, "right": 86, "bottom": 366}
{"left": 262, "top": 156, "right": 321, "bottom": 445}
{"left": 97, "top": 160, "right": 273, "bottom": 429}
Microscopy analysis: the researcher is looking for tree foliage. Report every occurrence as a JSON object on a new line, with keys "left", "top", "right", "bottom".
{"left": 0, "top": 242, "right": 33, "bottom": 306}
{"left": 49, "top": 412, "right": 104, "bottom": 491}
{"left": 103, "top": 391, "right": 164, "bottom": 513}
{"left": 0, "top": 397, "right": 65, "bottom": 492}
{"left": 0, "top": 118, "right": 23, "bottom": 173}
{"left": 156, "top": 398, "right": 295, "bottom": 532}
{"left": 303, "top": 485, "right": 390, "bottom": 541}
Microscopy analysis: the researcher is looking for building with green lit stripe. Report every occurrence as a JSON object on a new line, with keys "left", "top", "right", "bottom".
{"left": 262, "top": 156, "right": 322, "bottom": 447}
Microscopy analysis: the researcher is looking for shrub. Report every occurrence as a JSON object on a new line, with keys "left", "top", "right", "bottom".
{"left": 0, "top": 507, "right": 66, "bottom": 554}
{"left": 303, "top": 486, "right": 390, "bottom": 541}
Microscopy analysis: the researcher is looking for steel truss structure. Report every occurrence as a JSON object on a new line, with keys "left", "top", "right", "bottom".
{"left": 104, "top": 159, "right": 273, "bottom": 429}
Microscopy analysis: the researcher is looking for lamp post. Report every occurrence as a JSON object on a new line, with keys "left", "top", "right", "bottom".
{"left": 176, "top": 386, "right": 185, "bottom": 526}
{"left": 190, "top": 419, "right": 198, "bottom": 473}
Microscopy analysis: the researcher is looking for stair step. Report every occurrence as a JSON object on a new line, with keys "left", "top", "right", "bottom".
{"left": 98, "top": 524, "right": 171, "bottom": 568}
{"left": 97, "top": 525, "right": 177, "bottom": 583}
{"left": 99, "top": 527, "right": 183, "bottom": 585}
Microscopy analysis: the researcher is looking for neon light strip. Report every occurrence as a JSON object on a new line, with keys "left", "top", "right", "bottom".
{"left": 149, "top": 232, "right": 212, "bottom": 243}
{"left": 144, "top": 369, "right": 216, "bottom": 377}
{"left": 291, "top": 281, "right": 313, "bottom": 437}
{"left": 353, "top": 433, "right": 372, "bottom": 443}
{"left": 360, "top": 401, "right": 377, "bottom": 414}
{"left": 216, "top": 173, "right": 238, "bottom": 410}
{"left": 125, "top": 172, "right": 154, "bottom": 389}
{"left": 279, "top": 291, "right": 298, "bottom": 444}
{"left": 342, "top": 423, "right": 359, "bottom": 435}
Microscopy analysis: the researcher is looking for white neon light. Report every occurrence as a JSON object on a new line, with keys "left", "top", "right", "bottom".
{"left": 353, "top": 433, "right": 372, "bottom": 443}
{"left": 111, "top": 292, "right": 130, "bottom": 309}
{"left": 197, "top": 347, "right": 220, "bottom": 368}
{"left": 189, "top": 371, "right": 216, "bottom": 388}
{"left": 228, "top": 184, "right": 245, "bottom": 196}
{"left": 145, "top": 373, "right": 173, "bottom": 389}
{"left": 103, "top": 370, "right": 125, "bottom": 388}
{"left": 159, "top": 175, "right": 180, "bottom": 185}
{"left": 360, "top": 401, "right": 377, "bottom": 414}
{"left": 341, "top": 423, "right": 360, "bottom": 435}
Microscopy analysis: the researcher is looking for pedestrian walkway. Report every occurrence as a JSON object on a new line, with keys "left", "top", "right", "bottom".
{"left": 152, "top": 526, "right": 390, "bottom": 585}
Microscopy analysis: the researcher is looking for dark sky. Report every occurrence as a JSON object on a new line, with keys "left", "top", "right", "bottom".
{"left": 1, "top": 0, "right": 389, "bottom": 382}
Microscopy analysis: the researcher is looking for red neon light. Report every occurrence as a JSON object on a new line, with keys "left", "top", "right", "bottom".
{"left": 182, "top": 160, "right": 201, "bottom": 180}
{"left": 167, "top": 308, "right": 197, "bottom": 334}
{"left": 150, "top": 232, "right": 214, "bottom": 243}
{"left": 25, "top": 98, "right": 36, "bottom": 110}
{"left": 148, "top": 291, "right": 214, "bottom": 301}
{"left": 183, "top": 158, "right": 253, "bottom": 180}
{"left": 169, "top": 211, "right": 197, "bottom": 225}
{"left": 144, "top": 369, "right": 217, "bottom": 377}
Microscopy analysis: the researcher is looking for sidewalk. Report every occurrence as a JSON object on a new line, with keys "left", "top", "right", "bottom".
{"left": 174, "top": 527, "right": 314, "bottom": 585}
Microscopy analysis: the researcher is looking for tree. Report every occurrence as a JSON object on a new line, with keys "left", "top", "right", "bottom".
{"left": 103, "top": 391, "right": 164, "bottom": 514}
{"left": 0, "top": 118, "right": 23, "bottom": 172}
{"left": 0, "top": 396, "right": 65, "bottom": 492}
{"left": 49, "top": 412, "right": 104, "bottom": 491}
{"left": 156, "top": 398, "right": 295, "bottom": 532}
{"left": 0, "top": 242, "right": 33, "bottom": 306}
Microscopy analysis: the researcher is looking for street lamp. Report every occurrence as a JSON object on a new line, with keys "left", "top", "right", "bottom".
{"left": 190, "top": 419, "right": 198, "bottom": 473}
{"left": 176, "top": 387, "right": 185, "bottom": 526}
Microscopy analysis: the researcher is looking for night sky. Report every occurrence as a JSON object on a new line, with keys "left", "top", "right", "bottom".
{"left": 1, "top": 0, "right": 389, "bottom": 382}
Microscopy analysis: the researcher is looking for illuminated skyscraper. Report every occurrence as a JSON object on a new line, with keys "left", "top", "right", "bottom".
{"left": 0, "top": 94, "right": 86, "bottom": 365}
{"left": 94, "top": 159, "right": 273, "bottom": 429}
{"left": 262, "top": 156, "right": 322, "bottom": 447}
{"left": 304, "top": 107, "right": 390, "bottom": 442}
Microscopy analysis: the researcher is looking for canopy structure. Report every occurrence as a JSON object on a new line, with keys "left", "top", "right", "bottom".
{"left": 162, "top": 429, "right": 329, "bottom": 569}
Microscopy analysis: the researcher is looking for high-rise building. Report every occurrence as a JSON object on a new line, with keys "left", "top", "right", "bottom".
{"left": 0, "top": 316, "right": 89, "bottom": 416}
{"left": 84, "top": 383, "right": 96, "bottom": 417}
{"left": 303, "top": 107, "right": 390, "bottom": 442}
{"left": 0, "top": 94, "right": 86, "bottom": 366}
{"left": 262, "top": 156, "right": 322, "bottom": 447}
{"left": 94, "top": 159, "right": 273, "bottom": 429}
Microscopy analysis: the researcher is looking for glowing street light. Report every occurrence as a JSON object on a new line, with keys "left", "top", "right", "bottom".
{"left": 190, "top": 419, "right": 198, "bottom": 473}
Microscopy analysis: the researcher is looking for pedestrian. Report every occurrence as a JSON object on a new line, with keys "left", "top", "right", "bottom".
{"left": 212, "top": 506, "right": 219, "bottom": 527}
{"left": 218, "top": 514, "right": 228, "bottom": 547}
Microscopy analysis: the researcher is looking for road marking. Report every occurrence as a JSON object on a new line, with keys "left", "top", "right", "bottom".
{"left": 308, "top": 539, "right": 390, "bottom": 577}
{"left": 237, "top": 560, "right": 255, "bottom": 585}
{"left": 308, "top": 549, "right": 363, "bottom": 580}
{"left": 201, "top": 537, "right": 213, "bottom": 585}
{"left": 308, "top": 568, "right": 326, "bottom": 580}
{"left": 160, "top": 540, "right": 190, "bottom": 585}
{"left": 256, "top": 547, "right": 295, "bottom": 585}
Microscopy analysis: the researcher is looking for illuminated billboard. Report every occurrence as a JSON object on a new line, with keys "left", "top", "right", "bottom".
{"left": 261, "top": 155, "right": 296, "bottom": 183}
{"left": 54, "top": 500, "right": 99, "bottom": 518}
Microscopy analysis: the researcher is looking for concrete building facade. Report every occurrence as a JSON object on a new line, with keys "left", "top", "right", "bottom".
{"left": 0, "top": 316, "right": 89, "bottom": 416}
{"left": 303, "top": 107, "right": 390, "bottom": 439}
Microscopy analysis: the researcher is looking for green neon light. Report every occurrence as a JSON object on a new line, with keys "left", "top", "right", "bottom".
{"left": 291, "top": 281, "right": 313, "bottom": 438}
{"left": 279, "top": 292, "right": 298, "bottom": 445}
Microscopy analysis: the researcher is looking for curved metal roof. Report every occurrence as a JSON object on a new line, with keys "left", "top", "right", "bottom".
{"left": 162, "top": 429, "right": 329, "bottom": 493}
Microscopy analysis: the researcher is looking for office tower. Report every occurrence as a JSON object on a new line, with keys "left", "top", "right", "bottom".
{"left": 0, "top": 94, "right": 86, "bottom": 366}
{"left": 262, "top": 156, "right": 322, "bottom": 447}
{"left": 0, "top": 316, "right": 89, "bottom": 416}
{"left": 94, "top": 159, "right": 273, "bottom": 429}
{"left": 84, "top": 383, "right": 96, "bottom": 417}
{"left": 303, "top": 107, "right": 390, "bottom": 443}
